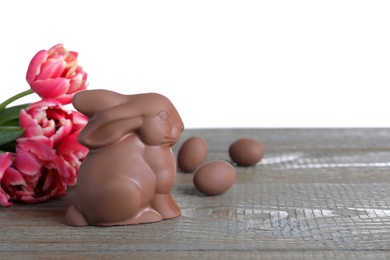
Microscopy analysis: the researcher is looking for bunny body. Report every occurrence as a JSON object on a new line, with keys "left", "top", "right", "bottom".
{"left": 65, "top": 89, "right": 184, "bottom": 226}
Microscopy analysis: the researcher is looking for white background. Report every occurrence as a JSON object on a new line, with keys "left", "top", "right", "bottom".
{"left": 1, "top": 1, "right": 389, "bottom": 128}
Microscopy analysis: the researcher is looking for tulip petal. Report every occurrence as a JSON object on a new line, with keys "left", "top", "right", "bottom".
{"left": 71, "top": 111, "right": 88, "bottom": 128}
{"left": 19, "top": 109, "right": 37, "bottom": 130}
{"left": 14, "top": 147, "right": 42, "bottom": 175}
{"left": 46, "top": 106, "right": 69, "bottom": 120}
{"left": 41, "top": 120, "right": 56, "bottom": 138}
{"left": 54, "top": 155, "right": 70, "bottom": 180}
{"left": 57, "top": 131, "right": 88, "bottom": 155}
{"left": 52, "top": 119, "right": 72, "bottom": 147}
{"left": 20, "top": 108, "right": 45, "bottom": 138}
{"left": 16, "top": 190, "right": 34, "bottom": 198}
{"left": 69, "top": 51, "right": 78, "bottom": 58}
{"left": 3, "top": 166, "right": 27, "bottom": 186}
{"left": 52, "top": 94, "right": 73, "bottom": 105}
{"left": 36, "top": 59, "right": 66, "bottom": 80}
{"left": 68, "top": 72, "right": 86, "bottom": 93}
{"left": 0, "top": 152, "right": 13, "bottom": 179}
{"left": 27, "top": 98, "right": 63, "bottom": 110}
{"left": 0, "top": 189, "right": 12, "bottom": 207}
{"left": 23, "top": 125, "right": 44, "bottom": 138}
{"left": 17, "top": 137, "right": 54, "bottom": 161}
{"left": 30, "top": 78, "right": 70, "bottom": 99}
{"left": 26, "top": 50, "right": 48, "bottom": 83}
{"left": 42, "top": 170, "right": 54, "bottom": 192}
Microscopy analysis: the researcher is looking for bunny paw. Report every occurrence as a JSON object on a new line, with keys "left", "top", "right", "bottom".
{"left": 65, "top": 204, "right": 88, "bottom": 226}
{"left": 152, "top": 194, "right": 181, "bottom": 219}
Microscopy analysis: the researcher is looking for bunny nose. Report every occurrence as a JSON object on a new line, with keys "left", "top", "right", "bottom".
{"left": 172, "top": 124, "right": 184, "bottom": 139}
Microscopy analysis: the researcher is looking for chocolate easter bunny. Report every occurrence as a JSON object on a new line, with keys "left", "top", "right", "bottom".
{"left": 65, "top": 89, "right": 184, "bottom": 226}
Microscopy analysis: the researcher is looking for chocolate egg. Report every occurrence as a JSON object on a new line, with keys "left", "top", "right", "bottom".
{"left": 193, "top": 160, "right": 236, "bottom": 196}
{"left": 228, "top": 138, "right": 264, "bottom": 166}
{"left": 177, "top": 136, "right": 208, "bottom": 172}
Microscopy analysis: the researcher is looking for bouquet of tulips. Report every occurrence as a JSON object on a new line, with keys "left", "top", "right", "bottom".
{"left": 0, "top": 44, "right": 89, "bottom": 206}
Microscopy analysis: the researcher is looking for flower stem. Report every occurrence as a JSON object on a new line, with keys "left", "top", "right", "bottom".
{"left": 0, "top": 89, "right": 34, "bottom": 111}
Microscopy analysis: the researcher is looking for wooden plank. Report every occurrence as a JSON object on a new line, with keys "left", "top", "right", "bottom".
{"left": 1, "top": 251, "right": 390, "bottom": 260}
{"left": 1, "top": 128, "right": 390, "bottom": 259}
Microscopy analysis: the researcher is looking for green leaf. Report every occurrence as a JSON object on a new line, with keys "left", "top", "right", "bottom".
{"left": 0, "top": 126, "right": 25, "bottom": 146}
{"left": 0, "top": 103, "right": 29, "bottom": 124}
{"left": 0, "top": 118, "right": 20, "bottom": 127}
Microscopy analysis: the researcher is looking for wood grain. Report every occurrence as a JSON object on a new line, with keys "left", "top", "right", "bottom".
{"left": 1, "top": 128, "right": 390, "bottom": 259}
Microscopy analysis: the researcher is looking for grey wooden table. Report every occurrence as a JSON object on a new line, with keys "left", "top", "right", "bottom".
{"left": 1, "top": 128, "right": 390, "bottom": 259}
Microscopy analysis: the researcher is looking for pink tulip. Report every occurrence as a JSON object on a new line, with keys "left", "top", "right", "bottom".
{"left": 0, "top": 100, "right": 89, "bottom": 206}
{"left": 0, "top": 136, "right": 71, "bottom": 205}
{"left": 26, "top": 43, "right": 88, "bottom": 105}
{"left": 19, "top": 98, "right": 88, "bottom": 147}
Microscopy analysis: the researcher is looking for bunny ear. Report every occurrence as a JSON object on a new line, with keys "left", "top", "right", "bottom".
{"left": 72, "top": 89, "right": 130, "bottom": 118}
{"left": 78, "top": 101, "right": 143, "bottom": 149}
{"left": 79, "top": 117, "right": 143, "bottom": 149}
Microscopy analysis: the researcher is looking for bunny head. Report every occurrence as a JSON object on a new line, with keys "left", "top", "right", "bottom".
{"left": 135, "top": 93, "right": 184, "bottom": 146}
{"left": 73, "top": 89, "right": 184, "bottom": 149}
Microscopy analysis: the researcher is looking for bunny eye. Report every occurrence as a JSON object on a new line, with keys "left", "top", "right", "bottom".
{"left": 157, "top": 111, "right": 169, "bottom": 121}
